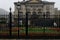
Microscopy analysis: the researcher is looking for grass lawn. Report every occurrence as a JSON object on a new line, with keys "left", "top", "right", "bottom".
{"left": 11, "top": 27, "right": 60, "bottom": 34}
{"left": 0, "top": 27, "right": 60, "bottom": 35}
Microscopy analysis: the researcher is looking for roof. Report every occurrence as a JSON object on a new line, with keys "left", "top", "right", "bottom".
{"left": 14, "top": 0, "right": 55, "bottom": 5}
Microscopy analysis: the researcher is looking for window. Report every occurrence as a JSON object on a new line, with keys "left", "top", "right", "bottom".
{"left": 46, "top": 12, "right": 50, "bottom": 18}
{"left": 43, "top": 13, "right": 45, "bottom": 18}
{"left": 19, "top": 12, "right": 23, "bottom": 16}
{"left": 19, "top": 20, "right": 22, "bottom": 25}
{"left": 19, "top": 12, "right": 23, "bottom": 18}
{"left": 38, "top": 12, "right": 42, "bottom": 15}
{"left": 32, "top": 12, "right": 36, "bottom": 15}
{"left": 38, "top": 12, "right": 42, "bottom": 18}
{"left": 26, "top": 8, "right": 30, "bottom": 12}
{"left": 46, "top": 5, "right": 50, "bottom": 10}
{"left": 38, "top": 9, "right": 41, "bottom": 12}
{"left": 28, "top": 20, "right": 30, "bottom": 25}
{"left": 28, "top": 12, "right": 31, "bottom": 15}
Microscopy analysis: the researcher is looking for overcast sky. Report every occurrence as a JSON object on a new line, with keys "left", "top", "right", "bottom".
{"left": 0, "top": 0, "right": 60, "bottom": 12}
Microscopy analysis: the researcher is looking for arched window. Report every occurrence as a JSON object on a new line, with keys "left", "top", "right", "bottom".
{"left": 19, "top": 12, "right": 23, "bottom": 18}
{"left": 43, "top": 13, "right": 45, "bottom": 18}
{"left": 38, "top": 12, "right": 42, "bottom": 15}
{"left": 32, "top": 12, "right": 36, "bottom": 15}
{"left": 38, "top": 12, "right": 42, "bottom": 18}
{"left": 46, "top": 12, "right": 50, "bottom": 18}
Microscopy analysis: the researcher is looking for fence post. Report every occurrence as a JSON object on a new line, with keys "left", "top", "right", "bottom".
{"left": 43, "top": 14, "right": 45, "bottom": 34}
{"left": 26, "top": 12, "right": 28, "bottom": 38}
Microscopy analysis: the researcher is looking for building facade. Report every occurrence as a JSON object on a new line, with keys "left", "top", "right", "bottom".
{"left": 14, "top": 0, "right": 55, "bottom": 26}
{"left": 54, "top": 8, "right": 60, "bottom": 18}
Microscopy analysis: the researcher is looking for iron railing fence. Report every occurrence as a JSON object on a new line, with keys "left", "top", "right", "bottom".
{"left": 0, "top": 15, "right": 60, "bottom": 38}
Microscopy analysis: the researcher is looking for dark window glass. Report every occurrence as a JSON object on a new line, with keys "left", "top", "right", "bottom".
{"left": 46, "top": 12, "right": 50, "bottom": 18}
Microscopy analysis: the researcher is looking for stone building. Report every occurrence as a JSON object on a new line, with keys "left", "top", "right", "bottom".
{"left": 54, "top": 8, "right": 59, "bottom": 18}
{"left": 14, "top": 0, "right": 55, "bottom": 26}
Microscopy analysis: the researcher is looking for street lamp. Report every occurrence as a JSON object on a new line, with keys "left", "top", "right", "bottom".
{"left": 25, "top": 5, "right": 28, "bottom": 38}
{"left": 9, "top": 7, "right": 12, "bottom": 37}
{"left": 16, "top": 1, "right": 20, "bottom": 38}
